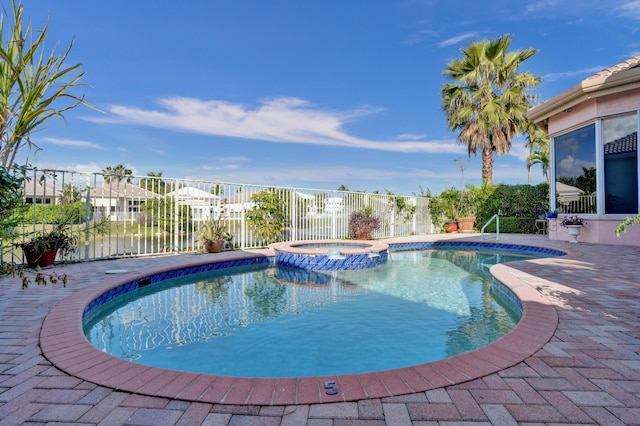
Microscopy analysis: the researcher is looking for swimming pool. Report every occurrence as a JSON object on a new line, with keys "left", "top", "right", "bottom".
{"left": 42, "top": 239, "right": 566, "bottom": 405}
{"left": 83, "top": 247, "right": 548, "bottom": 378}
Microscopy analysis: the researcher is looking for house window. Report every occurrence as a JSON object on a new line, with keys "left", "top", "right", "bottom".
{"left": 603, "top": 114, "right": 638, "bottom": 214}
{"left": 554, "top": 124, "right": 596, "bottom": 214}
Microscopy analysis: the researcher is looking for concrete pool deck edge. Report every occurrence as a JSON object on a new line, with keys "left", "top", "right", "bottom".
{"left": 39, "top": 239, "right": 572, "bottom": 406}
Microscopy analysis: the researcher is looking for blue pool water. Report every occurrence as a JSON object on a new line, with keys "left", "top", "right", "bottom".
{"left": 83, "top": 249, "right": 538, "bottom": 378}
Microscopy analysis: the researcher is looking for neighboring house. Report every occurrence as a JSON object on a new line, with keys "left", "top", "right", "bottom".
{"left": 527, "top": 54, "right": 640, "bottom": 246}
{"left": 86, "top": 182, "right": 158, "bottom": 221}
{"left": 324, "top": 197, "right": 344, "bottom": 214}
{"left": 222, "top": 191, "right": 260, "bottom": 218}
{"left": 166, "top": 186, "right": 221, "bottom": 221}
{"left": 22, "top": 180, "right": 62, "bottom": 205}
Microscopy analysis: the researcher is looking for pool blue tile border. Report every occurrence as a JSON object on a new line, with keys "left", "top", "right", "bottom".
{"left": 388, "top": 241, "right": 567, "bottom": 257}
{"left": 82, "top": 241, "right": 566, "bottom": 322}
{"left": 82, "top": 256, "right": 273, "bottom": 321}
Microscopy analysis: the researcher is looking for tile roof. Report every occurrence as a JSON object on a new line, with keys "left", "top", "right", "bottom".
{"left": 604, "top": 131, "right": 637, "bottom": 155}
{"left": 585, "top": 54, "right": 640, "bottom": 80}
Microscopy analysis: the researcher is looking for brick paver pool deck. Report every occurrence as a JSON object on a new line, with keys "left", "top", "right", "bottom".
{"left": 1, "top": 234, "right": 639, "bottom": 425}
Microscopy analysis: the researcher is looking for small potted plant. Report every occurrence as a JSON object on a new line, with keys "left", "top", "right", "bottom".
{"left": 197, "top": 214, "right": 230, "bottom": 253}
{"left": 560, "top": 215, "right": 587, "bottom": 243}
{"left": 455, "top": 188, "right": 478, "bottom": 233}
{"left": 17, "top": 224, "right": 78, "bottom": 268}
{"left": 348, "top": 209, "right": 381, "bottom": 240}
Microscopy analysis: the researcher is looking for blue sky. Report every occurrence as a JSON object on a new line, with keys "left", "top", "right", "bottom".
{"left": 12, "top": 0, "right": 640, "bottom": 195}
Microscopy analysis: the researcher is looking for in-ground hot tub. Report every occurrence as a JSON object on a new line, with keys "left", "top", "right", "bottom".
{"left": 271, "top": 239, "right": 388, "bottom": 270}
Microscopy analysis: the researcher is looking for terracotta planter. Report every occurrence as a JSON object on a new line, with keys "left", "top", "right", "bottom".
{"left": 354, "top": 231, "right": 372, "bottom": 240}
{"left": 456, "top": 217, "right": 475, "bottom": 233}
{"left": 23, "top": 247, "right": 57, "bottom": 268}
{"left": 445, "top": 221, "right": 458, "bottom": 233}
{"left": 203, "top": 239, "right": 224, "bottom": 253}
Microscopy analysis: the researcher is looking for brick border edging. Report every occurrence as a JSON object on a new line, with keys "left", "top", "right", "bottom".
{"left": 39, "top": 241, "right": 569, "bottom": 406}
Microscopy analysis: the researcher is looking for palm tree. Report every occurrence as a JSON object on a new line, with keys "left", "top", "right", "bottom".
{"left": 441, "top": 34, "right": 540, "bottom": 186}
{"left": 102, "top": 164, "right": 133, "bottom": 184}
{"left": 140, "top": 170, "right": 165, "bottom": 193}
{"left": 525, "top": 121, "right": 550, "bottom": 182}
{"left": 0, "top": 1, "right": 93, "bottom": 169}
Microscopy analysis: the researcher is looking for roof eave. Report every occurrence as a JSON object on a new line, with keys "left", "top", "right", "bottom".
{"left": 527, "top": 66, "right": 640, "bottom": 133}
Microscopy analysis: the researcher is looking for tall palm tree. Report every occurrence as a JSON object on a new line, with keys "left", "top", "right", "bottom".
{"left": 102, "top": 164, "right": 133, "bottom": 184}
{"left": 441, "top": 34, "right": 540, "bottom": 186}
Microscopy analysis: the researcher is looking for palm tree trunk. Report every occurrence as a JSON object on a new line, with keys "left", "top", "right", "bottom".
{"left": 482, "top": 147, "right": 493, "bottom": 186}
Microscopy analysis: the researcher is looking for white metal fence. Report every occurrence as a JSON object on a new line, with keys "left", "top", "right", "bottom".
{"left": 5, "top": 168, "right": 434, "bottom": 264}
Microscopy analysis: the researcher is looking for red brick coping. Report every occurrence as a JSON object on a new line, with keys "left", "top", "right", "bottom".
{"left": 40, "top": 245, "right": 563, "bottom": 406}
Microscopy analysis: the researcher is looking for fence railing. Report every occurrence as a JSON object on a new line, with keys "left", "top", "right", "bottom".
{"left": 3, "top": 168, "right": 434, "bottom": 264}
{"left": 557, "top": 194, "right": 597, "bottom": 214}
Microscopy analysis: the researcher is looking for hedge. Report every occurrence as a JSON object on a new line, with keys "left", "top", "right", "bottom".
{"left": 22, "top": 202, "right": 92, "bottom": 224}
{"left": 480, "top": 216, "right": 538, "bottom": 234}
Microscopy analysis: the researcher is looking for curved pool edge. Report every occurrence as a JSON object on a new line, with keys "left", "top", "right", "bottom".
{"left": 40, "top": 240, "right": 570, "bottom": 406}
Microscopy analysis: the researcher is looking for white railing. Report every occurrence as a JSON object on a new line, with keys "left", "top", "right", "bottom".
{"left": 557, "top": 194, "right": 597, "bottom": 214}
{"left": 481, "top": 211, "right": 500, "bottom": 240}
{"left": 4, "top": 168, "right": 433, "bottom": 264}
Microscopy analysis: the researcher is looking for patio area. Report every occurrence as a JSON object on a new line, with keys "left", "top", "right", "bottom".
{"left": 1, "top": 233, "right": 639, "bottom": 425}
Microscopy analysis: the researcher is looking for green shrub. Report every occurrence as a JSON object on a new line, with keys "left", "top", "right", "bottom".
{"left": 22, "top": 201, "right": 92, "bottom": 224}
{"left": 476, "top": 183, "right": 549, "bottom": 229}
{"left": 430, "top": 182, "right": 549, "bottom": 233}
{"left": 141, "top": 197, "right": 191, "bottom": 234}
{"left": 480, "top": 217, "right": 537, "bottom": 233}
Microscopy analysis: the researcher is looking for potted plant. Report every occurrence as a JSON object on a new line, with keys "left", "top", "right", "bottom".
{"left": 560, "top": 215, "right": 587, "bottom": 243}
{"left": 197, "top": 214, "right": 230, "bottom": 253}
{"left": 427, "top": 187, "right": 459, "bottom": 233}
{"left": 17, "top": 224, "right": 78, "bottom": 268}
{"left": 348, "top": 209, "right": 381, "bottom": 240}
{"left": 456, "top": 188, "right": 478, "bottom": 233}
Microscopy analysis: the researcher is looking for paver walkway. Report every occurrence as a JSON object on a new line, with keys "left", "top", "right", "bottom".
{"left": 1, "top": 234, "right": 639, "bottom": 425}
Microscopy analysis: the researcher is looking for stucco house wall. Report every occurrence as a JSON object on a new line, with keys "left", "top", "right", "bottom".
{"left": 528, "top": 56, "right": 640, "bottom": 246}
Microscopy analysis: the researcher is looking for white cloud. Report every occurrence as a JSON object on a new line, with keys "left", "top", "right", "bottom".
{"left": 542, "top": 66, "right": 605, "bottom": 82}
{"left": 89, "top": 96, "right": 463, "bottom": 154}
{"left": 40, "top": 137, "right": 102, "bottom": 149}
{"left": 437, "top": 32, "right": 482, "bottom": 48}
{"left": 395, "top": 133, "right": 426, "bottom": 140}
{"left": 401, "top": 29, "right": 437, "bottom": 45}
{"left": 507, "top": 142, "right": 531, "bottom": 162}
{"left": 525, "top": 0, "right": 558, "bottom": 14}
{"left": 558, "top": 155, "right": 595, "bottom": 177}
{"left": 616, "top": 1, "right": 640, "bottom": 19}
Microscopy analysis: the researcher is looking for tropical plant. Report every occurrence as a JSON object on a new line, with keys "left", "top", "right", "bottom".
{"left": 139, "top": 171, "right": 166, "bottom": 194}
{"left": 0, "top": 1, "right": 93, "bottom": 169}
{"left": 0, "top": 165, "right": 26, "bottom": 240}
{"left": 525, "top": 121, "right": 550, "bottom": 183}
{"left": 16, "top": 223, "right": 78, "bottom": 258}
{"left": 527, "top": 139, "right": 550, "bottom": 182}
{"left": 428, "top": 187, "right": 460, "bottom": 229}
{"left": 141, "top": 196, "right": 191, "bottom": 233}
{"left": 196, "top": 214, "right": 230, "bottom": 243}
{"left": 246, "top": 189, "right": 288, "bottom": 245}
{"left": 441, "top": 34, "right": 540, "bottom": 186}
{"left": 348, "top": 210, "right": 381, "bottom": 239}
{"left": 62, "top": 183, "right": 81, "bottom": 204}
{"left": 102, "top": 164, "right": 133, "bottom": 184}
{"left": 616, "top": 215, "right": 640, "bottom": 237}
